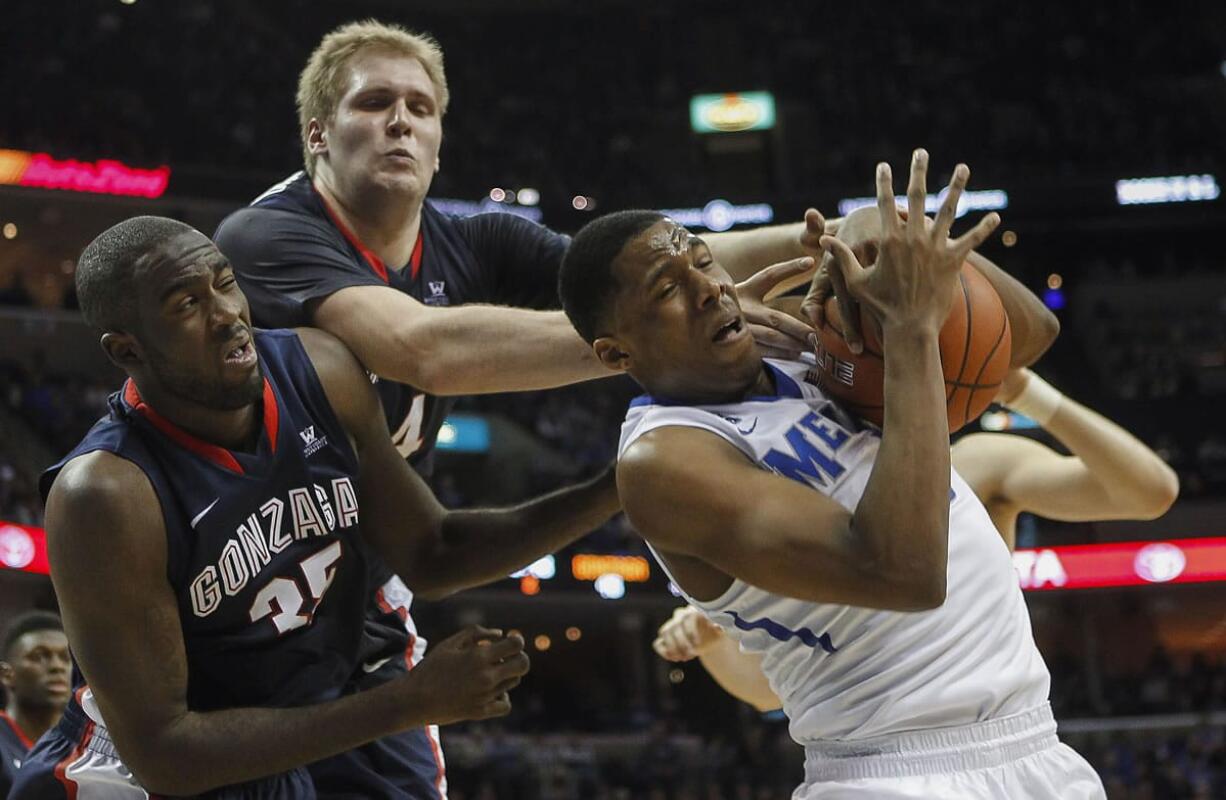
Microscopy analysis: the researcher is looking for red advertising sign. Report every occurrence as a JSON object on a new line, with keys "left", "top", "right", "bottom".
{"left": 1, "top": 520, "right": 1223, "bottom": 592}
{"left": 1013, "top": 537, "right": 1226, "bottom": 591}
{"left": 0, "top": 522, "right": 49, "bottom": 575}
{"left": 0, "top": 149, "right": 170, "bottom": 198}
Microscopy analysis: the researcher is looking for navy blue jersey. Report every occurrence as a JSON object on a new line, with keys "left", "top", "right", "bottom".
{"left": 40, "top": 329, "right": 372, "bottom": 714}
{"left": 214, "top": 171, "right": 570, "bottom": 475}
{"left": 0, "top": 711, "right": 32, "bottom": 797}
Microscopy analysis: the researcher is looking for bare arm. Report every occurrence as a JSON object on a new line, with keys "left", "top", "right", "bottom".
{"left": 44, "top": 454, "right": 524, "bottom": 796}
{"left": 707, "top": 210, "right": 837, "bottom": 284}
{"left": 963, "top": 251, "right": 1059, "bottom": 368}
{"left": 653, "top": 606, "right": 780, "bottom": 711}
{"left": 620, "top": 307, "right": 954, "bottom": 611}
{"left": 312, "top": 286, "right": 612, "bottom": 396}
{"left": 299, "top": 328, "right": 620, "bottom": 600}
{"left": 953, "top": 371, "right": 1178, "bottom": 531}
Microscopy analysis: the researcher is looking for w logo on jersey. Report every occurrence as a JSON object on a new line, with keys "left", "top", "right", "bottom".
{"left": 299, "top": 425, "right": 328, "bottom": 457}
{"left": 425, "top": 280, "right": 450, "bottom": 306}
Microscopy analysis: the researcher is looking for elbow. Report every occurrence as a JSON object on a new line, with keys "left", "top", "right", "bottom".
{"left": 1131, "top": 466, "right": 1181, "bottom": 520}
{"left": 1014, "top": 309, "right": 1060, "bottom": 367}
{"left": 907, "top": 571, "right": 948, "bottom": 611}
{"left": 125, "top": 748, "right": 212, "bottom": 797}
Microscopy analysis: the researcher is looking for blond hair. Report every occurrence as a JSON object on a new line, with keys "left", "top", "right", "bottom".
{"left": 296, "top": 20, "right": 449, "bottom": 176}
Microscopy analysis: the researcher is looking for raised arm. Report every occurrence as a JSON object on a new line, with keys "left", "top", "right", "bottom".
{"left": 952, "top": 369, "right": 1179, "bottom": 549}
{"left": 44, "top": 453, "right": 524, "bottom": 796}
{"left": 621, "top": 151, "right": 1001, "bottom": 611}
{"left": 299, "top": 327, "right": 621, "bottom": 600}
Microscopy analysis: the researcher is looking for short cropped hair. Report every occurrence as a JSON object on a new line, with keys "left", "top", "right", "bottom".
{"left": 559, "top": 210, "right": 664, "bottom": 344}
{"left": 76, "top": 216, "right": 196, "bottom": 332}
{"left": 3, "top": 611, "right": 63, "bottom": 659}
{"left": 297, "top": 20, "right": 450, "bottom": 176}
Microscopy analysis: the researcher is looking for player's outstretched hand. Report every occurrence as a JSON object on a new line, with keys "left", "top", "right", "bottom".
{"left": 735, "top": 256, "right": 817, "bottom": 360}
{"left": 399, "top": 625, "right": 529, "bottom": 725}
{"left": 652, "top": 605, "right": 725, "bottom": 662}
{"left": 820, "top": 149, "right": 1000, "bottom": 337}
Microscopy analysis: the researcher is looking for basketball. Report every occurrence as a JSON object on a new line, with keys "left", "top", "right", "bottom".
{"left": 812, "top": 262, "right": 1012, "bottom": 432}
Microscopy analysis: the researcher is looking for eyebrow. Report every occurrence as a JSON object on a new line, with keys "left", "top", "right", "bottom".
{"left": 156, "top": 257, "right": 228, "bottom": 302}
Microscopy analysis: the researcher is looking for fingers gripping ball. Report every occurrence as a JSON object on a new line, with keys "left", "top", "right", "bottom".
{"left": 813, "top": 262, "right": 1011, "bottom": 432}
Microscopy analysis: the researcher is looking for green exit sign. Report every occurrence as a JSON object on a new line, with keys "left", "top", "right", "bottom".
{"left": 690, "top": 92, "right": 776, "bottom": 133}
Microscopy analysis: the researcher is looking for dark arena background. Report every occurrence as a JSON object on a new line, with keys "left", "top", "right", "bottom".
{"left": 1, "top": 1, "right": 1225, "bottom": 798}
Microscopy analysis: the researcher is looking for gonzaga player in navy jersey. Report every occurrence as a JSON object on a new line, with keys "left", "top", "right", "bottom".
{"left": 16, "top": 217, "right": 618, "bottom": 799}
{"left": 214, "top": 20, "right": 825, "bottom": 796}
{"left": 559, "top": 153, "right": 1105, "bottom": 798}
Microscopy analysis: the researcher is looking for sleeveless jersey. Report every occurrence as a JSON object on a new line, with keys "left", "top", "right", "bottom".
{"left": 0, "top": 711, "right": 31, "bottom": 797}
{"left": 618, "top": 358, "right": 1051, "bottom": 744}
{"left": 40, "top": 329, "right": 373, "bottom": 713}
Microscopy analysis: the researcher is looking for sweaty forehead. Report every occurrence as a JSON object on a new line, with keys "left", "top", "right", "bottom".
{"left": 138, "top": 230, "right": 223, "bottom": 284}
{"left": 343, "top": 51, "right": 435, "bottom": 97}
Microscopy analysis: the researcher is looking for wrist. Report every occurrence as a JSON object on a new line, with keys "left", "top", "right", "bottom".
{"left": 1002, "top": 371, "right": 1063, "bottom": 425}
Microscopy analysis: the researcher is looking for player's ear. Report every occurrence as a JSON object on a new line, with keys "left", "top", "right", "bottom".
{"left": 593, "top": 336, "right": 632, "bottom": 372}
{"left": 100, "top": 331, "right": 145, "bottom": 370}
{"left": 0, "top": 661, "right": 13, "bottom": 691}
{"left": 306, "top": 119, "right": 328, "bottom": 156}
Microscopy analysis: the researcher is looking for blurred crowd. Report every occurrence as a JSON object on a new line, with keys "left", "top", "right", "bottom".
{"left": 3, "top": 1, "right": 1223, "bottom": 205}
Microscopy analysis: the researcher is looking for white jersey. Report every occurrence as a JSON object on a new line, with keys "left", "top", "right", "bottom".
{"left": 619, "top": 358, "right": 1051, "bottom": 744}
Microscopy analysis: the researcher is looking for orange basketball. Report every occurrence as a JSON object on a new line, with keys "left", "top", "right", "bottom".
{"left": 812, "top": 262, "right": 1012, "bottom": 432}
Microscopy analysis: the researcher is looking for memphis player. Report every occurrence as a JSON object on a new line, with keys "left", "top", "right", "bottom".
{"left": 14, "top": 217, "right": 619, "bottom": 798}
{"left": 655, "top": 363, "right": 1179, "bottom": 710}
{"left": 558, "top": 151, "right": 1105, "bottom": 797}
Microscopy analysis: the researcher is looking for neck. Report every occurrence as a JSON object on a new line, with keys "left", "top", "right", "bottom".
{"left": 7, "top": 701, "right": 59, "bottom": 743}
{"left": 314, "top": 173, "right": 423, "bottom": 269}
{"left": 646, "top": 362, "right": 774, "bottom": 406}
{"left": 132, "top": 379, "right": 261, "bottom": 452}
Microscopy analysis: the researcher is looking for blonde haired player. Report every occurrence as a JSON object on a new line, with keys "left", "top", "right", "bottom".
{"left": 654, "top": 368, "right": 1179, "bottom": 723}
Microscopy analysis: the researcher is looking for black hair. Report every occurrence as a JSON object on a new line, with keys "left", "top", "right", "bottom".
{"left": 558, "top": 209, "right": 664, "bottom": 343}
{"left": 2, "top": 611, "right": 63, "bottom": 659}
{"left": 76, "top": 215, "right": 197, "bottom": 331}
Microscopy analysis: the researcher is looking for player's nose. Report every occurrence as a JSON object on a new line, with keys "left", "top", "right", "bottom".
{"left": 386, "top": 99, "right": 412, "bottom": 137}
{"left": 692, "top": 269, "right": 724, "bottom": 310}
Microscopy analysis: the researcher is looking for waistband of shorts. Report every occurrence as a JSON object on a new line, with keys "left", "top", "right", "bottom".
{"left": 802, "top": 703, "right": 1059, "bottom": 782}
{"left": 56, "top": 700, "right": 120, "bottom": 758}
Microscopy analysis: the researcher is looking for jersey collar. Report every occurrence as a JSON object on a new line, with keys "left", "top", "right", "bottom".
{"left": 0, "top": 711, "right": 33, "bottom": 750}
{"left": 122, "top": 377, "right": 279, "bottom": 475}
{"left": 313, "top": 184, "right": 425, "bottom": 281}
{"left": 629, "top": 361, "right": 802, "bottom": 408}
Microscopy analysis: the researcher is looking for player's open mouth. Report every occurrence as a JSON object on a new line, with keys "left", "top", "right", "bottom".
{"left": 223, "top": 339, "right": 256, "bottom": 367}
{"left": 713, "top": 318, "right": 745, "bottom": 343}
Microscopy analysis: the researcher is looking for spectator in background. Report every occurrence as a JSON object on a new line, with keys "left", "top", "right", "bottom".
{"left": 0, "top": 611, "right": 69, "bottom": 796}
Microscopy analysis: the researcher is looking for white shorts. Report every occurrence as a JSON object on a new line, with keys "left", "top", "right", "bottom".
{"left": 793, "top": 704, "right": 1105, "bottom": 799}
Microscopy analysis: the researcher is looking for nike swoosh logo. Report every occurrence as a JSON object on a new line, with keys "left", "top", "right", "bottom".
{"left": 737, "top": 419, "right": 758, "bottom": 434}
{"left": 362, "top": 657, "right": 393, "bottom": 674}
{"left": 190, "top": 498, "right": 220, "bottom": 530}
